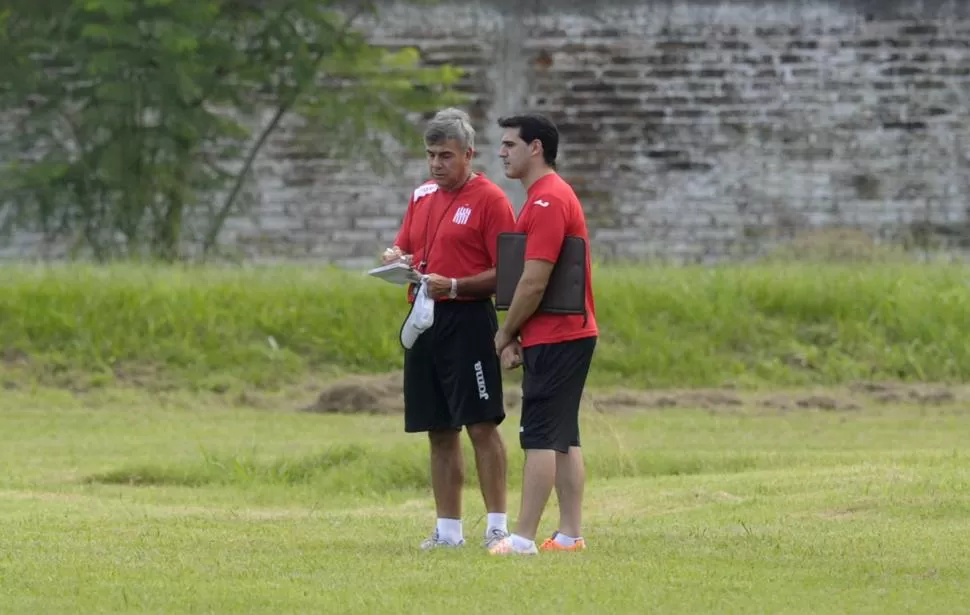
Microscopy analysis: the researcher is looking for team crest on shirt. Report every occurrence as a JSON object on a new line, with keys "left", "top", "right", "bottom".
{"left": 452, "top": 205, "right": 472, "bottom": 225}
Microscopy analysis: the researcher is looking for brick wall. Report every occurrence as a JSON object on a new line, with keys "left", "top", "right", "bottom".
{"left": 5, "top": 0, "right": 970, "bottom": 265}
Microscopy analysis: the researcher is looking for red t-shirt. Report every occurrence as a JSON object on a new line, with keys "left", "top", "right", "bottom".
{"left": 514, "top": 173, "right": 598, "bottom": 348}
{"left": 393, "top": 173, "right": 515, "bottom": 302}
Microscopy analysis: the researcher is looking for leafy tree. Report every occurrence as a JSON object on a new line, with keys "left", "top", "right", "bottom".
{"left": 0, "top": 0, "right": 464, "bottom": 261}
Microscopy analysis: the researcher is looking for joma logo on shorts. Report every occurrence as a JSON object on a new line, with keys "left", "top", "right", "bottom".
{"left": 473, "top": 361, "right": 489, "bottom": 400}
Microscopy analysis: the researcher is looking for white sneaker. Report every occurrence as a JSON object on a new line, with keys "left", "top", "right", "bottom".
{"left": 400, "top": 277, "right": 435, "bottom": 350}
{"left": 420, "top": 529, "right": 464, "bottom": 551}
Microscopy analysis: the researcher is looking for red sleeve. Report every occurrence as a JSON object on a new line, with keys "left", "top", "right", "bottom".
{"left": 524, "top": 194, "right": 568, "bottom": 263}
{"left": 481, "top": 193, "right": 516, "bottom": 266}
{"left": 393, "top": 194, "right": 415, "bottom": 253}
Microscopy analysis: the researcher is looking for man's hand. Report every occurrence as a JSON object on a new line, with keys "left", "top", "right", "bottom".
{"left": 494, "top": 327, "right": 516, "bottom": 356}
{"left": 425, "top": 273, "right": 454, "bottom": 299}
{"left": 381, "top": 246, "right": 409, "bottom": 265}
{"left": 500, "top": 339, "right": 522, "bottom": 369}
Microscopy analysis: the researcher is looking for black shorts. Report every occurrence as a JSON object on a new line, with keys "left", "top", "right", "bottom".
{"left": 520, "top": 336, "right": 597, "bottom": 453}
{"left": 403, "top": 299, "right": 506, "bottom": 433}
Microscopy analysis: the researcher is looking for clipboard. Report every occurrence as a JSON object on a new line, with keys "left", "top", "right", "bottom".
{"left": 494, "top": 232, "right": 587, "bottom": 315}
{"left": 367, "top": 262, "right": 422, "bottom": 286}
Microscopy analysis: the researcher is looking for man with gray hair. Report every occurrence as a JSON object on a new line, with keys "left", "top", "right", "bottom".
{"left": 382, "top": 107, "right": 517, "bottom": 550}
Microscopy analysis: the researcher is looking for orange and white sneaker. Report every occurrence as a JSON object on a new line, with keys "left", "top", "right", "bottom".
{"left": 539, "top": 532, "right": 586, "bottom": 552}
{"left": 483, "top": 527, "right": 510, "bottom": 550}
{"left": 487, "top": 536, "right": 538, "bottom": 556}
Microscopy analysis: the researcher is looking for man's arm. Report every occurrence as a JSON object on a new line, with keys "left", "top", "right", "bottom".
{"left": 385, "top": 193, "right": 415, "bottom": 261}
{"left": 455, "top": 268, "right": 497, "bottom": 297}
{"left": 499, "top": 259, "right": 555, "bottom": 337}
{"left": 427, "top": 267, "right": 497, "bottom": 299}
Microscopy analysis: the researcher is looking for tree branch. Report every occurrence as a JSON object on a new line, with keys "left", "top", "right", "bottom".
{"left": 200, "top": 5, "right": 370, "bottom": 257}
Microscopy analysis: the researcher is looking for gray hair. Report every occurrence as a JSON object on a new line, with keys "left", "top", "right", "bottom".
{"left": 424, "top": 107, "right": 476, "bottom": 151}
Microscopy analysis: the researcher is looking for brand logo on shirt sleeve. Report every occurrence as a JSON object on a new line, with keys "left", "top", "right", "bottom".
{"left": 413, "top": 183, "right": 439, "bottom": 202}
{"left": 533, "top": 199, "right": 550, "bottom": 207}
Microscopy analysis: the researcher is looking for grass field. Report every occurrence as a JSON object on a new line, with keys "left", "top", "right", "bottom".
{"left": 2, "top": 261, "right": 970, "bottom": 613}
{"left": 2, "top": 386, "right": 969, "bottom": 614}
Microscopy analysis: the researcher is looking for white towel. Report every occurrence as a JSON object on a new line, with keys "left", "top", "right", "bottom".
{"left": 400, "top": 277, "right": 435, "bottom": 350}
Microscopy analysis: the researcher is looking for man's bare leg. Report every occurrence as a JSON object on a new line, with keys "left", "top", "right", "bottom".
{"left": 425, "top": 429, "right": 464, "bottom": 546}
{"left": 510, "top": 449, "right": 557, "bottom": 541}
{"left": 466, "top": 422, "right": 509, "bottom": 543}
{"left": 555, "top": 446, "right": 585, "bottom": 539}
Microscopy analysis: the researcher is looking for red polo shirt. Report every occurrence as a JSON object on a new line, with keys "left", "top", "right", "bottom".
{"left": 513, "top": 173, "right": 598, "bottom": 348}
{"left": 394, "top": 173, "right": 515, "bottom": 301}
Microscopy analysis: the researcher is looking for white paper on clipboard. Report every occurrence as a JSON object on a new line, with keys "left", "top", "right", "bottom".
{"left": 366, "top": 262, "right": 421, "bottom": 286}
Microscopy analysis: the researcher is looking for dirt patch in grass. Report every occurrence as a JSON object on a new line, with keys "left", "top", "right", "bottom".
{"left": 301, "top": 372, "right": 405, "bottom": 414}
{"left": 300, "top": 373, "right": 968, "bottom": 415}
{"left": 588, "top": 381, "right": 966, "bottom": 412}
{"left": 847, "top": 381, "right": 957, "bottom": 405}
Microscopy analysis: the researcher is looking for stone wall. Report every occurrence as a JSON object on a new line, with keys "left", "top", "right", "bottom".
{"left": 5, "top": 0, "right": 970, "bottom": 265}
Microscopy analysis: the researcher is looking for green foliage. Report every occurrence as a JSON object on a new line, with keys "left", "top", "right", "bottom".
{"left": 1, "top": 262, "right": 969, "bottom": 392}
{"left": 0, "top": 0, "right": 464, "bottom": 261}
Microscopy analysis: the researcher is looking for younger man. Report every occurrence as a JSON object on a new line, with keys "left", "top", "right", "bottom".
{"left": 489, "top": 113, "right": 599, "bottom": 555}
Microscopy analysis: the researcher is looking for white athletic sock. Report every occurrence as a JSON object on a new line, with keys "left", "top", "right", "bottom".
{"left": 554, "top": 533, "right": 578, "bottom": 547}
{"left": 509, "top": 533, "right": 536, "bottom": 552}
{"left": 486, "top": 513, "right": 508, "bottom": 534}
{"left": 436, "top": 518, "right": 463, "bottom": 544}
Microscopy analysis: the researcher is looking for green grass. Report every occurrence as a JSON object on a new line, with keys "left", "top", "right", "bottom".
{"left": 4, "top": 252, "right": 968, "bottom": 611}
{"left": 1, "top": 261, "right": 970, "bottom": 392}
{"left": 1, "top": 388, "right": 969, "bottom": 613}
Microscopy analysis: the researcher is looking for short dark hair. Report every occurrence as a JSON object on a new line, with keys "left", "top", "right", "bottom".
{"left": 497, "top": 113, "right": 559, "bottom": 167}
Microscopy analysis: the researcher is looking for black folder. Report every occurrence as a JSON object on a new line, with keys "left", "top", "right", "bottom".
{"left": 494, "top": 232, "right": 587, "bottom": 315}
